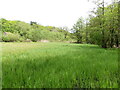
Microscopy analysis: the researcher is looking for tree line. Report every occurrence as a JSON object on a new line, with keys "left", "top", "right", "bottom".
{"left": 72, "top": 0, "right": 120, "bottom": 48}
{"left": 0, "top": 19, "right": 73, "bottom": 42}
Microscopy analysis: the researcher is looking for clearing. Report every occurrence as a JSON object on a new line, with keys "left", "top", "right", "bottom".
{"left": 2, "top": 42, "right": 118, "bottom": 88}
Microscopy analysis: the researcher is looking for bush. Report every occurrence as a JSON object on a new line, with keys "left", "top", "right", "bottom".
{"left": 19, "top": 37, "right": 25, "bottom": 42}
{"left": 27, "top": 29, "right": 42, "bottom": 42}
{"left": 2, "top": 32, "right": 20, "bottom": 42}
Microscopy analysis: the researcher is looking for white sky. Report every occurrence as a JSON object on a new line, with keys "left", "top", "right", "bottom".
{"left": 0, "top": 0, "right": 112, "bottom": 29}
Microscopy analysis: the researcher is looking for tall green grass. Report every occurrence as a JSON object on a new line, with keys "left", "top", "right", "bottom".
{"left": 2, "top": 42, "right": 118, "bottom": 88}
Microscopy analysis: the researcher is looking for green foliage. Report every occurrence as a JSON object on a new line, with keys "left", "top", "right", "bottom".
{"left": 27, "top": 29, "right": 65, "bottom": 42}
{"left": 2, "top": 32, "right": 20, "bottom": 42}
{"left": 88, "top": 2, "right": 119, "bottom": 48}
{"left": 0, "top": 19, "right": 71, "bottom": 42}
{"left": 72, "top": 17, "right": 85, "bottom": 43}
{"left": 0, "top": 18, "right": 72, "bottom": 42}
{"left": 27, "top": 29, "right": 42, "bottom": 42}
{"left": 0, "top": 19, "right": 17, "bottom": 33}
{"left": 15, "top": 21, "right": 32, "bottom": 37}
{"left": 72, "top": 1, "right": 119, "bottom": 48}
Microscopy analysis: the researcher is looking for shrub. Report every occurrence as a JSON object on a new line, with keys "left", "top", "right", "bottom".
{"left": 19, "top": 37, "right": 25, "bottom": 42}
{"left": 27, "top": 29, "right": 42, "bottom": 42}
{"left": 2, "top": 32, "right": 20, "bottom": 42}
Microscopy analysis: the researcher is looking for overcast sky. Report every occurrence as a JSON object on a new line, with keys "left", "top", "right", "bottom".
{"left": 0, "top": 0, "right": 112, "bottom": 29}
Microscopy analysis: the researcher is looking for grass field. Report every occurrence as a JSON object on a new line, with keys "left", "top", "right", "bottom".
{"left": 2, "top": 42, "right": 118, "bottom": 88}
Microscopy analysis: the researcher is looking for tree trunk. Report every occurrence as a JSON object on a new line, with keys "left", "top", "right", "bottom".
{"left": 101, "top": 0, "right": 107, "bottom": 48}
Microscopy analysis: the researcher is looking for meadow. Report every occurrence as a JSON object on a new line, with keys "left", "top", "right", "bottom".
{"left": 2, "top": 42, "right": 118, "bottom": 88}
